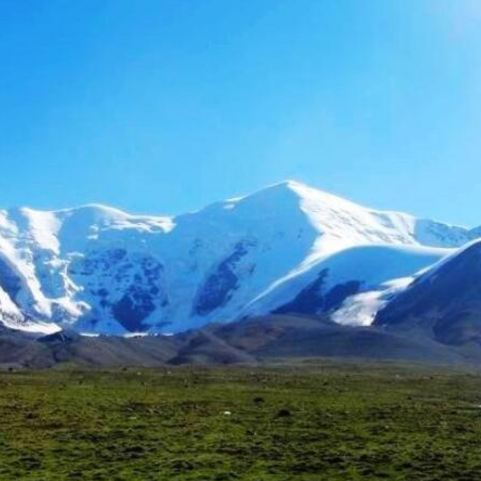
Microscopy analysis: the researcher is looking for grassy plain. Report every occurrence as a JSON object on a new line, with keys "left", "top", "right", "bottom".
{"left": 0, "top": 361, "right": 480, "bottom": 480}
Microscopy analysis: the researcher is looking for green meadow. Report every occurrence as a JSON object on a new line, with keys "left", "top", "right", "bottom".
{"left": 0, "top": 362, "right": 480, "bottom": 480}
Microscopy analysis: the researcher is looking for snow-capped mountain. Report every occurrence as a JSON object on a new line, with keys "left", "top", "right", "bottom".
{"left": 0, "top": 180, "right": 478, "bottom": 335}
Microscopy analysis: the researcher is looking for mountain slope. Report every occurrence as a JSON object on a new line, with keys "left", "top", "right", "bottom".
{"left": 0, "top": 181, "right": 477, "bottom": 335}
{"left": 205, "top": 315, "right": 475, "bottom": 365}
{"left": 0, "top": 314, "right": 477, "bottom": 368}
{"left": 243, "top": 244, "right": 447, "bottom": 325}
{"left": 374, "top": 240, "right": 481, "bottom": 346}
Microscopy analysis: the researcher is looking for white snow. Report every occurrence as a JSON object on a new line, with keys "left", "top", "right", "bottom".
{"left": 332, "top": 277, "right": 416, "bottom": 326}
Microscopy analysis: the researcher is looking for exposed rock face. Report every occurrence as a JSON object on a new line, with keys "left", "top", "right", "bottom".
{"left": 68, "top": 249, "right": 167, "bottom": 332}
{"left": 274, "top": 269, "right": 362, "bottom": 316}
{"left": 194, "top": 241, "right": 252, "bottom": 316}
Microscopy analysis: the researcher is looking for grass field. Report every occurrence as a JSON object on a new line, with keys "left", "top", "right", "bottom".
{"left": 0, "top": 361, "right": 480, "bottom": 480}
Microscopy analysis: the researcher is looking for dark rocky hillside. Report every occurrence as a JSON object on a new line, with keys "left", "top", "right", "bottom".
{"left": 375, "top": 241, "right": 481, "bottom": 347}
{"left": 1, "top": 313, "right": 480, "bottom": 368}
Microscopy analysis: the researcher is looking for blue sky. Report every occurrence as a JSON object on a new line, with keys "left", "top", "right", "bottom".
{"left": 0, "top": 1, "right": 480, "bottom": 225}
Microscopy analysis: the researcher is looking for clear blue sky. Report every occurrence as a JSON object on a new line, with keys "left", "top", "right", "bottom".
{"left": 0, "top": 1, "right": 480, "bottom": 225}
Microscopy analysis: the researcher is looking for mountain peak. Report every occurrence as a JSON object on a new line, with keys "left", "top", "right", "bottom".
{"left": 224, "top": 180, "right": 360, "bottom": 215}
{"left": 264, "top": 179, "right": 309, "bottom": 190}
{"left": 252, "top": 179, "right": 337, "bottom": 198}
{"left": 251, "top": 180, "right": 370, "bottom": 213}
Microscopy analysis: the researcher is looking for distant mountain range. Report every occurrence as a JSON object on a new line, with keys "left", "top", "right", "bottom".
{"left": 1, "top": 180, "right": 481, "bottom": 366}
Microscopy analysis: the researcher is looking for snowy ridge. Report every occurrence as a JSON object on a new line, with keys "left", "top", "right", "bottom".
{"left": 0, "top": 181, "right": 478, "bottom": 335}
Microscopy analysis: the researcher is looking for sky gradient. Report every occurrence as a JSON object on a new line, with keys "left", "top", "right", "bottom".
{"left": 0, "top": 0, "right": 480, "bottom": 225}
